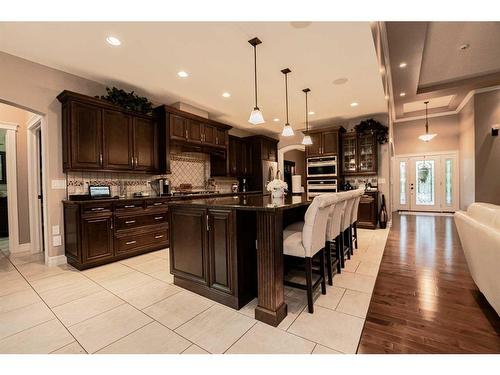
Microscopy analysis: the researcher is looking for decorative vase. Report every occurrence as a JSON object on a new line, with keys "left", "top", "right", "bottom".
{"left": 379, "top": 194, "right": 388, "bottom": 229}
{"left": 272, "top": 189, "right": 284, "bottom": 198}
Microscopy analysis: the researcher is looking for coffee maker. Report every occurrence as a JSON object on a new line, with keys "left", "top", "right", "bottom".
{"left": 151, "top": 178, "right": 170, "bottom": 196}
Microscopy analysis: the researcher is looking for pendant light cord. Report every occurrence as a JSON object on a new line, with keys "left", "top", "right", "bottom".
{"left": 285, "top": 72, "right": 289, "bottom": 125}
{"left": 425, "top": 101, "right": 429, "bottom": 134}
{"left": 254, "top": 45, "right": 258, "bottom": 109}
{"left": 305, "top": 90, "right": 309, "bottom": 131}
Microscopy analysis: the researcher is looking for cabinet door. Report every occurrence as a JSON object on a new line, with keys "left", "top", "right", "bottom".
{"left": 322, "top": 130, "right": 338, "bottom": 155}
{"left": 133, "top": 117, "right": 158, "bottom": 172}
{"left": 268, "top": 141, "right": 277, "bottom": 161}
{"left": 187, "top": 119, "right": 203, "bottom": 143}
{"left": 228, "top": 137, "right": 238, "bottom": 176}
{"left": 81, "top": 214, "right": 114, "bottom": 263}
{"left": 244, "top": 142, "right": 253, "bottom": 176}
{"left": 69, "top": 101, "right": 102, "bottom": 169}
{"left": 216, "top": 128, "right": 227, "bottom": 147}
{"left": 170, "top": 114, "right": 187, "bottom": 140}
{"left": 170, "top": 208, "right": 208, "bottom": 285}
{"left": 305, "top": 133, "right": 322, "bottom": 157}
{"left": 358, "top": 193, "right": 378, "bottom": 229}
{"left": 208, "top": 209, "right": 234, "bottom": 294}
{"left": 357, "top": 134, "right": 377, "bottom": 174}
{"left": 203, "top": 124, "right": 217, "bottom": 145}
{"left": 342, "top": 134, "right": 357, "bottom": 175}
{"left": 102, "top": 109, "right": 134, "bottom": 170}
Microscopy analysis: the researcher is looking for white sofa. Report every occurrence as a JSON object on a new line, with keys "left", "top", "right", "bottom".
{"left": 454, "top": 203, "right": 500, "bottom": 315}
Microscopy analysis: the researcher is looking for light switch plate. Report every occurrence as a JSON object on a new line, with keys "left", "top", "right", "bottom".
{"left": 52, "top": 235, "right": 62, "bottom": 247}
{"left": 51, "top": 179, "right": 66, "bottom": 189}
{"left": 52, "top": 225, "right": 60, "bottom": 235}
{"left": 378, "top": 178, "right": 386, "bottom": 184}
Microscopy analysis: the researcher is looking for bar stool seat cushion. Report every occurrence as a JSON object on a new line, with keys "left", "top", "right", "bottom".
{"left": 283, "top": 221, "right": 304, "bottom": 240}
{"left": 283, "top": 231, "right": 306, "bottom": 258}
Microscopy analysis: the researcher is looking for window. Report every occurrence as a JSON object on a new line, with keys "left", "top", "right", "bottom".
{"left": 399, "top": 161, "right": 406, "bottom": 205}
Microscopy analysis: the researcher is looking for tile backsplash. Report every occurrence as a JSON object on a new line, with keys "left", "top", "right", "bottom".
{"left": 344, "top": 175, "right": 378, "bottom": 189}
{"left": 66, "top": 151, "right": 219, "bottom": 197}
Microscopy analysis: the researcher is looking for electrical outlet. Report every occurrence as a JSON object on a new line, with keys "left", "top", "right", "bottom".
{"left": 51, "top": 179, "right": 66, "bottom": 189}
{"left": 52, "top": 225, "right": 60, "bottom": 235}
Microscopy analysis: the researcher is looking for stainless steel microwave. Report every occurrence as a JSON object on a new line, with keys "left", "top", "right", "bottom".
{"left": 307, "top": 156, "right": 337, "bottom": 177}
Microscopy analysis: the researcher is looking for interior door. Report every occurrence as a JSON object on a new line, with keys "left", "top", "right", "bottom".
{"left": 396, "top": 153, "right": 459, "bottom": 212}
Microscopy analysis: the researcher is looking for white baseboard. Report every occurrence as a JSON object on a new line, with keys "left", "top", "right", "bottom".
{"left": 10, "top": 242, "right": 31, "bottom": 254}
{"left": 46, "top": 254, "right": 67, "bottom": 267}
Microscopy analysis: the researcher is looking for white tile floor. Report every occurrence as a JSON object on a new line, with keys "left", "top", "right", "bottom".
{"left": 0, "top": 228, "right": 389, "bottom": 354}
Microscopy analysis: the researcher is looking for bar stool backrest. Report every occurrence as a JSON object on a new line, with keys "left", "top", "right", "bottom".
{"left": 302, "top": 195, "right": 335, "bottom": 257}
{"left": 351, "top": 189, "right": 364, "bottom": 225}
{"left": 326, "top": 193, "right": 348, "bottom": 241}
{"left": 341, "top": 191, "right": 356, "bottom": 232}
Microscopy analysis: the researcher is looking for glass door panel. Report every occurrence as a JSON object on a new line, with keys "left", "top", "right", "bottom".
{"left": 358, "top": 135, "right": 374, "bottom": 172}
{"left": 343, "top": 136, "right": 357, "bottom": 173}
{"left": 415, "top": 160, "right": 435, "bottom": 206}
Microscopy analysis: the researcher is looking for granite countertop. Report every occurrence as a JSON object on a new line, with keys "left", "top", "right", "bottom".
{"left": 62, "top": 190, "right": 262, "bottom": 204}
{"left": 167, "top": 193, "right": 312, "bottom": 212}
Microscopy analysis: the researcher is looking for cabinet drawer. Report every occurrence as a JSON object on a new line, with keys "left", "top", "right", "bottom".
{"left": 82, "top": 203, "right": 113, "bottom": 214}
{"left": 115, "top": 228, "right": 168, "bottom": 254}
{"left": 114, "top": 200, "right": 144, "bottom": 211}
{"left": 146, "top": 200, "right": 169, "bottom": 208}
{"left": 115, "top": 211, "right": 168, "bottom": 230}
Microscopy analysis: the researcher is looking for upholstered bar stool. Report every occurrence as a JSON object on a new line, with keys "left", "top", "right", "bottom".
{"left": 325, "top": 193, "right": 348, "bottom": 285}
{"left": 350, "top": 189, "right": 364, "bottom": 252}
{"left": 340, "top": 191, "right": 357, "bottom": 264}
{"left": 282, "top": 194, "right": 334, "bottom": 313}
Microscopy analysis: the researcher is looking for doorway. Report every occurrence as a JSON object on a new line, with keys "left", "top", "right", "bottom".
{"left": 283, "top": 160, "right": 295, "bottom": 192}
{"left": 395, "top": 152, "right": 459, "bottom": 212}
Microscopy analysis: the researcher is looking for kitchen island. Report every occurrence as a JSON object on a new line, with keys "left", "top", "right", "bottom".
{"left": 167, "top": 193, "right": 312, "bottom": 326}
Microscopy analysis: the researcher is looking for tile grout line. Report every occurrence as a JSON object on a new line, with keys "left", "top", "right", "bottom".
{"left": 3, "top": 256, "right": 88, "bottom": 352}
{"left": 222, "top": 321, "right": 258, "bottom": 354}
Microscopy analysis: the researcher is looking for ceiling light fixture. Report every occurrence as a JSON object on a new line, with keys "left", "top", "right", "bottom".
{"left": 273, "top": 118, "right": 280, "bottom": 122}
{"left": 177, "top": 71, "right": 189, "bottom": 78}
{"left": 222, "top": 92, "right": 231, "bottom": 98}
{"left": 281, "top": 68, "right": 294, "bottom": 137}
{"left": 308, "top": 111, "right": 315, "bottom": 115}
{"left": 350, "top": 102, "right": 359, "bottom": 107}
{"left": 106, "top": 36, "right": 121, "bottom": 46}
{"left": 301, "top": 88, "right": 313, "bottom": 145}
{"left": 399, "top": 62, "right": 407, "bottom": 68}
{"left": 248, "top": 37, "right": 265, "bottom": 125}
{"left": 400, "top": 92, "right": 406, "bottom": 97}
{"left": 418, "top": 101, "right": 437, "bottom": 142}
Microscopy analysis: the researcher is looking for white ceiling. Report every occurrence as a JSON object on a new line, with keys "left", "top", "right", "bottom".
{"left": 403, "top": 94, "right": 454, "bottom": 113}
{"left": 0, "top": 22, "right": 387, "bottom": 135}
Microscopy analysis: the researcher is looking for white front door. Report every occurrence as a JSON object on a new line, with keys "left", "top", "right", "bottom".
{"left": 395, "top": 152, "right": 459, "bottom": 212}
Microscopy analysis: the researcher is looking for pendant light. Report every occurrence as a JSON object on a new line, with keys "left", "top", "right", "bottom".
{"left": 301, "top": 88, "right": 313, "bottom": 145}
{"left": 418, "top": 101, "right": 437, "bottom": 142}
{"left": 248, "top": 37, "right": 265, "bottom": 125}
{"left": 281, "top": 68, "right": 294, "bottom": 137}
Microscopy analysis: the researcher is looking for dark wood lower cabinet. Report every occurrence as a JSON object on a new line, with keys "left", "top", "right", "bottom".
{"left": 357, "top": 191, "right": 379, "bottom": 229}
{"left": 63, "top": 199, "right": 169, "bottom": 270}
{"left": 169, "top": 206, "right": 256, "bottom": 309}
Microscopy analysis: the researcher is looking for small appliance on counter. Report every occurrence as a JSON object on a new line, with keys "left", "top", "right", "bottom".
{"left": 239, "top": 177, "right": 248, "bottom": 193}
{"left": 150, "top": 178, "right": 170, "bottom": 196}
{"left": 231, "top": 182, "right": 239, "bottom": 193}
{"left": 89, "top": 185, "right": 111, "bottom": 199}
{"left": 133, "top": 191, "right": 150, "bottom": 198}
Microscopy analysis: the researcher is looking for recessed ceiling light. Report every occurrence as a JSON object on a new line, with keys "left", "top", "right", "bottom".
{"left": 273, "top": 118, "right": 280, "bottom": 122}
{"left": 222, "top": 92, "right": 231, "bottom": 98}
{"left": 399, "top": 62, "right": 407, "bottom": 68}
{"left": 333, "top": 77, "right": 348, "bottom": 85}
{"left": 350, "top": 102, "right": 359, "bottom": 107}
{"left": 106, "top": 36, "right": 121, "bottom": 46}
{"left": 400, "top": 92, "right": 406, "bottom": 97}
{"left": 308, "top": 111, "right": 315, "bottom": 115}
{"left": 177, "top": 71, "right": 189, "bottom": 78}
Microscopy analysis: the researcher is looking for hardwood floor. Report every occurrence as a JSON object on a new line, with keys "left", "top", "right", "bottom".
{"left": 357, "top": 212, "right": 500, "bottom": 354}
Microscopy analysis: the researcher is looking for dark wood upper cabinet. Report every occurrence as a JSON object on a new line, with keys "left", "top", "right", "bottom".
{"left": 305, "top": 127, "right": 343, "bottom": 158}
{"left": 187, "top": 119, "right": 203, "bottom": 143}
{"left": 341, "top": 131, "right": 378, "bottom": 175}
{"left": 58, "top": 91, "right": 165, "bottom": 174}
{"left": 69, "top": 101, "right": 103, "bottom": 170}
{"left": 102, "top": 109, "right": 133, "bottom": 170}
{"left": 170, "top": 114, "right": 187, "bottom": 141}
{"left": 216, "top": 128, "right": 227, "bottom": 147}
{"left": 203, "top": 124, "right": 217, "bottom": 145}
{"left": 133, "top": 117, "right": 158, "bottom": 172}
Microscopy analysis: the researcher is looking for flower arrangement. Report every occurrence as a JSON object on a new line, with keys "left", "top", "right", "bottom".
{"left": 266, "top": 179, "right": 288, "bottom": 198}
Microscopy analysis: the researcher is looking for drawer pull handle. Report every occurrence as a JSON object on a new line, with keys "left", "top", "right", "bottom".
{"left": 126, "top": 240, "right": 137, "bottom": 245}
{"left": 91, "top": 207, "right": 105, "bottom": 211}
{"left": 153, "top": 202, "right": 163, "bottom": 206}
{"left": 154, "top": 216, "right": 163, "bottom": 220}
{"left": 125, "top": 220, "right": 136, "bottom": 224}
{"left": 154, "top": 235, "right": 164, "bottom": 239}
{"left": 124, "top": 205, "right": 135, "bottom": 208}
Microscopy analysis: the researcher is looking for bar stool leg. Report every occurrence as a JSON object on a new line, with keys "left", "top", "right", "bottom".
{"left": 353, "top": 222, "right": 358, "bottom": 249}
{"left": 339, "top": 234, "right": 345, "bottom": 269}
{"left": 305, "top": 257, "right": 314, "bottom": 313}
{"left": 320, "top": 249, "right": 327, "bottom": 295}
{"left": 325, "top": 241, "right": 333, "bottom": 286}
{"left": 344, "top": 229, "right": 351, "bottom": 260}
{"left": 335, "top": 238, "right": 342, "bottom": 274}
{"left": 349, "top": 226, "right": 354, "bottom": 256}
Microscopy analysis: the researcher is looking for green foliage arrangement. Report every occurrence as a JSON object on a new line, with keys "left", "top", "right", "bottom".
{"left": 354, "top": 118, "right": 389, "bottom": 144}
{"left": 98, "top": 87, "right": 153, "bottom": 115}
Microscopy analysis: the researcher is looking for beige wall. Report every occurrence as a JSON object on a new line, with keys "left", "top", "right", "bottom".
{"left": 458, "top": 97, "right": 475, "bottom": 210}
{"left": 393, "top": 114, "right": 460, "bottom": 155}
{"left": 0, "top": 103, "right": 34, "bottom": 244}
{"left": 0, "top": 52, "right": 105, "bottom": 258}
{"left": 474, "top": 90, "right": 500, "bottom": 205}
{"left": 283, "top": 149, "right": 306, "bottom": 188}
